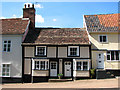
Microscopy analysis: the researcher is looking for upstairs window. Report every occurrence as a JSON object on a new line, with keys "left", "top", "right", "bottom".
{"left": 36, "top": 46, "right": 46, "bottom": 56}
{"left": 2, "top": 64, "right": 10, "bottom": 77}
{"left": 99, "top": 35, "right": 107, "bottom": 43}
{"left": 3, "top": 40, "right": 11, "bottom": 52}
{"left": 68, "top": 46, "right": 79, "bottom": 56}
{"left": 107, "top": 51, "right": 120, "bottom": 61}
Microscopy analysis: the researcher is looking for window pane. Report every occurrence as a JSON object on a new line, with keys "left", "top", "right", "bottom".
{"left": 111, "top": 51, "right": 114, "bottom": 60}
{"left": 107, "top": 55, "right": 110, "bottom": 60}
{"left": 70, "top": 47, "right": 77, "bottom": 56}
{"left": 83, "top": 62, "right": 88, "bottom": 70}
{"left": 103, "top": 36, "right": 106, "bottom": 42}
{"left": 3, "top": 64, "right": 5, "bottom": 67}
{"left": 8, "top": 41, "right": 11, "bottom": 43}
{"left": 100, "top": 36, "right": 102, "bottom": 42}
{"left": 77, "top": 62, "right": 81, "bottom": 70}
{"left": 116, "top": 51, "right": 119, "bottom": 60}
{"left": 6, "top": 73, "right": 9, "bottom": 76}
{"left": 4, "top": 41, "right": 7, "bottom": 43}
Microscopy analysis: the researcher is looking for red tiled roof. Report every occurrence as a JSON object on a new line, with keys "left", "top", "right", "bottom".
{"left": 23, "top": 28, "right": 90, "bottom": 45}
{"left": 0, "top": 18, "right": 30, "bottom": 34}
{"left": 84, "top": 13, "right": 119, "bottom": 32}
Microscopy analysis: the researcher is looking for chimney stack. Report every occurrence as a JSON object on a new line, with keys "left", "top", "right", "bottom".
{"left": 23, "top": 3, "right": 35, "bottom": 29}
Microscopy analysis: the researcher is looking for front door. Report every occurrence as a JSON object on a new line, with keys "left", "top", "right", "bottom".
{"left": 64, "top": 62, "right": 71, "bottom": 77}
{"left": 50, "top": 61, "right": 57, "bottom": 77}
{"left": 97, "top": 53, "right": 104, "bottom": 69}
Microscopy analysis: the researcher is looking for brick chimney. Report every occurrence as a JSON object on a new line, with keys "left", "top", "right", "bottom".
{"left": 23, "top": 3, "right": 35, "bottom": 29}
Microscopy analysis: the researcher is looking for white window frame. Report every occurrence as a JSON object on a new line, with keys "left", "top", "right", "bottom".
{"left": 3, "top": 40, "right": 11, "bottom": 52}
{"left": 98, "top": 35, "right": 108, "bottom": 43}
{"left": 107, "top": 51, "right": 120, "bottom": 61}
{"left": 76, "top": 61, "right": 89, "bottom": 71}
{"left": 36, "top": 46, "right": 46, "bottom": 56}
{"left": 1, "top": 64, "right": 11, "bottom": 77}
{"left": 34, "top": 60, "right": 49, "bottom": 70}
{"left": 68, "top": 46, "right": 79, "bottom": 56}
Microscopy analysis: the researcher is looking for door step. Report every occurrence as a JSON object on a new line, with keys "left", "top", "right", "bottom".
{"left": 48, "top": 78, "right": 72, "bottom": 82}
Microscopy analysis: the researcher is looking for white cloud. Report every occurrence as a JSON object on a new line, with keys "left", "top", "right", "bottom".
{"left": 53, "top": 19, "right": 57, "bottom": 22}
{"left": 34, "top": 4, "right": 43, "bottom": 8}
{"left": 12, "top": 14, "right": 17, "bottom": 18}
{"left": 0, "top": 17, "right": 6, "bottom": 19}
{"left": 35, "top": 14, "right": 44, "bottom": 23}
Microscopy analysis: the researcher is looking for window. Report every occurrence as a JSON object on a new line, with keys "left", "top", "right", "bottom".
{"left": 107, "top": 51, "right": 120, "bottom": 61}
{"left": 51, "top": 62, "right": 56, "bottom": 69}
{"left": 68, "top": 46, "right": 79, "bottom": 56}
{"left": 77, "top": 62, "right": 82, "bottom": 70}
{"left": 99, "top": 35, "right": 107, "bottom": 42}
{"left": 76, "top": 61, "right": 88, "bottom": 71}
{"left": 34, "top": 61, "right": 48, "bottom": 70}
{"left": 2, "top": 64, "right": 10, "bottom": 77}
{"left": 36, "top": 46, "right": 46, "bottom": 56}
{"left": 3, "top": 40, "right": 11, "bottom": 52}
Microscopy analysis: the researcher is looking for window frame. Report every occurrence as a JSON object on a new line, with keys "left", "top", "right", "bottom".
{"left": 1, "top": 64, "right": 11, "bottom": 77}
{"left": 68, "top": 46, "right": 79, "bottom": 57}
{"left": 107, "top": 51, "right": 120, "bottom": 61}
{"left": 3, "top": 40, "right": 12, "bottom": 52}
{"left": 76, "top": 61, "right": 89, "bottom": 71}
{"left": 35, "top": 46, "right": 47, "bottom": 56}
{"left": 98, "top": 35, "right": 108, "bottom": 43}
{"left": 34, "top": 60, "right": 49, "bottom": 70}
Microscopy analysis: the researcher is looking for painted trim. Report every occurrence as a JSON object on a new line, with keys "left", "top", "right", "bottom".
{"left": 98, "top": 35, "right": 108, "bottom": 43}
{"left": 22, "top": 45, "right": 24, "bottom": 83}
{"left": 68, "top": 46, "right": 80, "bottom": 57}
{"left": 34, "top": 46, "right": 47, "bottom": 57}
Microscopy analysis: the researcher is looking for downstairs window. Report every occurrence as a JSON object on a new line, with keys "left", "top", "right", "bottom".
{"left": 107, "top": 51, "right": 120, "bottom": 61}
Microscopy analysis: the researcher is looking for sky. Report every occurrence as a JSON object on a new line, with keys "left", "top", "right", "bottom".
{"left": 1, "top": 2, "right": 119, "bottom": 28}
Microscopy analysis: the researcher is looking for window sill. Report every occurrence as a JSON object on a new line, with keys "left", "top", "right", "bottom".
{"left": 99, "top": 42, "right": 108, "bottom": 44}
{"left": 35, "top": 55, "right": 47, "bottom": 57}
{"left": 68, "top": 55, "right": 80, "bottom": 57}
{"left": 1, "top": 76, "right": 10, "bottom": 77}
{"left": 76, "top": 70, "right": 89, "bottom": 71}
{"left": 107, "top": 60, "right": 120, "bottom": 62}
{"left": 33, "top": 69, "right": 49, "bottom": 71}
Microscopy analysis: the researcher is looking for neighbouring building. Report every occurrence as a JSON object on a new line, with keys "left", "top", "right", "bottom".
{"left": 84, "top": 14, "right": 120, "bottom": 79}
{"left": 22, "top": 4, "right": 91, "bottom": 83}
{"left": 0, "top": 18, "right": 30, "bottom": 83}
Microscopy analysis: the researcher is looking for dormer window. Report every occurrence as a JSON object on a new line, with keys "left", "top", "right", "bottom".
{"left": 36, "top": 46, "right": 46, "bottom": 56}
{"left": 99, "top": 35, "right": 107, "bottom": 43}
{"left": 68, "top": 46, "right": 79, "bottom": 56}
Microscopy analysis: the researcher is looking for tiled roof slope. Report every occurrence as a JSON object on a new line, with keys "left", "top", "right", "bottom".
{"left": 84, "top": 13, "right": 119, "bottom": 32}
{"left": 23, "top": 28, "right": 90, "bottom": 45}
{"left": 0, "top": 18, "right": 29, "bottom": 34}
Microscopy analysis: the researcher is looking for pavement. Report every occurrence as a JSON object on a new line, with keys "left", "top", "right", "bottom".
{"left": 1, "top": 78, "right": 120, "bottom": 88}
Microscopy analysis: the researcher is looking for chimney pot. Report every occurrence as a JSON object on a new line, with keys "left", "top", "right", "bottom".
{"left": 28, "top": 4, "right": 30, "bottom": 8}
{"left": 32, "top": 4, "right": 34, "bottom": 8}
{"left": 24, "top": 4, "right": 26, "bottom": 8}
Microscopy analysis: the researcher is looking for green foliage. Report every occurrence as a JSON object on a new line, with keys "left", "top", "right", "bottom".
{"left": 90, "top": 68, "right": 96, "bottom": 79}
{"left": 58, "top": 74, "right": 63, "bottom": 76}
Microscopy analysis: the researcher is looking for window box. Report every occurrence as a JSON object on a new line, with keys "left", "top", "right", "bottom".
{"left": 35, "top": 46, "right": 47, "bottom": 56}
{"left": 68, "top": 46, "right": 79, "bottom": 57}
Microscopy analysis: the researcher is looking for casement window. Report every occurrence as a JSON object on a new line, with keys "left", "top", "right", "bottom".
{"left": 3, "top": 40, "right": 11, "bottom": 52}
{"left": 2, "top": 64, "right": 10, "bottom": 77}
{"left": 68, "top": 46, "right": 79, "bottom": 56}
{"left": 34, "top": 61, "right": 49, "bottom": 70}
{"left": 99, "top": 35, "right": 107, "bottom": 43}
{"left": 36, "top": 46, "right": 46, "bottom": 56}
{"left": 76, "top": 61, "right": 88, "bottom": 71}
{"left": 107, "top": 51, "right": 120, "bottom": 61}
